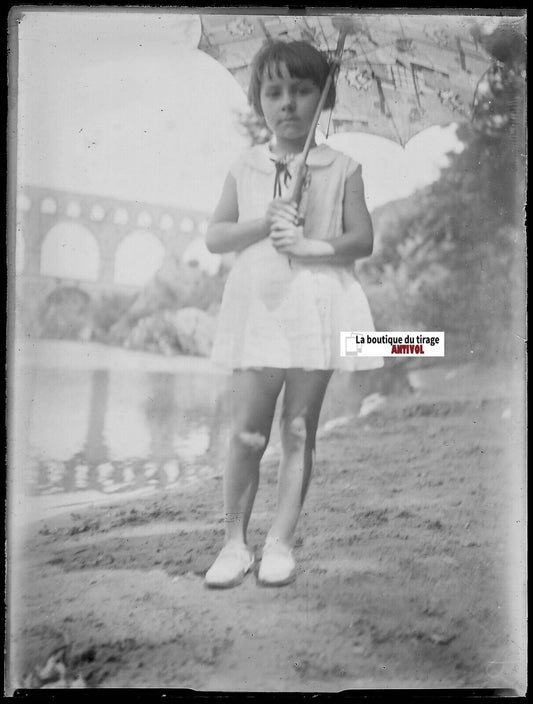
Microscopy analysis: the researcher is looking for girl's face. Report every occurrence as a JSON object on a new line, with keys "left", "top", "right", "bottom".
{"left": 259, "top": 62, "right": 322, "bottom": 145}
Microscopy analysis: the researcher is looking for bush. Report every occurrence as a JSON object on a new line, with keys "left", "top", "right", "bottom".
{"left": 123, "top": 307, "right": 216, "bottom": 357}
{"left": 38, "top": 287, "right": 93, "bottom": 341}
{"left": 91, "top": 291, "right": 137, "bottom": 343}
{"left": 190, "top": 270, "right": 227, "bottom": 313}
{"left": 123, "top": 313, "right": 182, "bottom": 356}
{"left": 360, "top": 264, "right": 423, "bottom": 333}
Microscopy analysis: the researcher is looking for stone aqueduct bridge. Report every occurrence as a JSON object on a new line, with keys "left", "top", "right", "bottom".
{"left": 15, "top": 184, "right": 213, "bottom": 301}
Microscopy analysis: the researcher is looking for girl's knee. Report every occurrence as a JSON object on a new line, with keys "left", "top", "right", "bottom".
{"left": 232, "top": 428, "right": 268, "bottom": 454}
{"left": 281, "top": 414, "right": 316, "bottom": 452}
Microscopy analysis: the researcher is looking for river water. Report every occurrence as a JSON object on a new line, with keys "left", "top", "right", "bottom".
{"left": 10, "top": 340, "right": 371, "bottom": 521}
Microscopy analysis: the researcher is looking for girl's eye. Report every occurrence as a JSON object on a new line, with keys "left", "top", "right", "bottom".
{"left": 262, "top": 83, "right": 316, "bottom": 99}
{"left": 262, "top": 88, "right": 281, "bottom": 99}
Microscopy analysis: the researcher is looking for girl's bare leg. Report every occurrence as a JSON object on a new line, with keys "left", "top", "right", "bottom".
{"left": 267, "top": 368, "right": 333, "bottom": 546}
{"left": 223, "top": 368, "right": 285, "bottom": 545}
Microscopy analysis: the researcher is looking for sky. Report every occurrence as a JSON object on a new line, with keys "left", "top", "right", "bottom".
{"left": 14, "top": 8, "right": 465, "bottom": 219}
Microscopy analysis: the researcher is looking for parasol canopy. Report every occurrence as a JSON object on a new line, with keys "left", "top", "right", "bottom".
{"left": 198, "top": 12, "right": 493, "bottom": 146}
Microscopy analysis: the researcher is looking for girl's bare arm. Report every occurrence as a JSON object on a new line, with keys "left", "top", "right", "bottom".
{"left": 206, "top": 174, "right": 297, "bottom": 254}
{"left": 206, "top": 173, "right": 301, "bottom": 255}
{"left": 289, "top": 166, "right": 374, "bottom": 265}
{"left": 205, "top": 174, "right": 268, "bottom": 254}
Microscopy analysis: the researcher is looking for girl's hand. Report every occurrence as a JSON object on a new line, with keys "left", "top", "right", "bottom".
{"left": 270, "top": 217, "right": 310, "bottom": 257}
{"left": 271, "top": 217, "right": 336, "bottom": 259}
{"left": 265, "top": 199, "right": 300, "bottom": 231}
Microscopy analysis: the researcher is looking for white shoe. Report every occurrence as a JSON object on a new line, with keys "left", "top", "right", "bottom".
{"left": 257, "top": 538, "right": 296, "bottom": 586}
{"left": 204, "top": 543, "right": 255, "bottom": 589}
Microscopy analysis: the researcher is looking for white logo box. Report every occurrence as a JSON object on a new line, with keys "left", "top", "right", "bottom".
{"left": 340, "top": 331, "right": 445, "bottom": 357}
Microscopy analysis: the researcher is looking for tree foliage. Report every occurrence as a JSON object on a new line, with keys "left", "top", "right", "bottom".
{"left": 361, "top": 16, "right": 526, "bottom": 360}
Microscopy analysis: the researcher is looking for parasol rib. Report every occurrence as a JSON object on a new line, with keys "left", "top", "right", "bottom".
{"left": 315, "top": 16, "right": 332, "bottom": 53}
{"left": 258, "top": 18, "right": 273, "bottom": 41}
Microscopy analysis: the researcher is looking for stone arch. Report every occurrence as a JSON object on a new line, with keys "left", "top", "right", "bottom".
{"left": 90, "top": 203, "right": 106, "bottom": 222}
{"left": 41, "top": 196, "right": 57, "bottom": 215}
{"left": 114, "top": 230, "right": 166, "bottom": 287}
{"left": 40, "top": 222, "right": 100, "bottom": 281}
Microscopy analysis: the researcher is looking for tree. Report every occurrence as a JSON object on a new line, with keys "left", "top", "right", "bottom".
{"left": 361, "top": 15, "right": 526, "bottom": 359}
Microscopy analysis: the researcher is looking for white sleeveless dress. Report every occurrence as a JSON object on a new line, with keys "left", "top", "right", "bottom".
{"left": 210, "top": 143, "right": 383, "bottom": 372}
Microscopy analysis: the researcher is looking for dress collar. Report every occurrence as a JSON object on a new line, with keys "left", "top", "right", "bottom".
{"left": 243, "top": 143, "right": 337, "bottom": 173}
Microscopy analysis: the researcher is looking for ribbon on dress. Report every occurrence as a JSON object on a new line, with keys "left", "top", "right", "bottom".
{"left": 271, "top": 155, "right": 294, "bottom": 198}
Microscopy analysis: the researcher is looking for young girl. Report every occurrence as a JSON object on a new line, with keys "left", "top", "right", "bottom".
{"left": 204, "top": 40, "right": 382, "bottom": 588}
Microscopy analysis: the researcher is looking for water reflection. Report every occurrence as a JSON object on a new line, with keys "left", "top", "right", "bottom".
{"left": 22, "top": 366, "right": 229, "bottom": 497}
{"left": 20, "top": 361, "right": 378, "bottom": 498}
{"left": 84, "top": 369, "right": 110, "bottom": 466}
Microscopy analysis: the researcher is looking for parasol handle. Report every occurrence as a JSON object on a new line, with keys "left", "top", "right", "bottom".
{"left": 289, "top": 21, "right": 351, "bottom": 207}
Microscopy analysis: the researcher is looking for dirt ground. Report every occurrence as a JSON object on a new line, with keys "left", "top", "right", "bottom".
{"left": 7, "top": 360, "right": 527, "bottom": 693}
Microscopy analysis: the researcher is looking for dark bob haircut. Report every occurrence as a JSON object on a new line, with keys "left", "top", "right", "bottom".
{"left": 247, "top": 40, "right": 336, "bottom": 117}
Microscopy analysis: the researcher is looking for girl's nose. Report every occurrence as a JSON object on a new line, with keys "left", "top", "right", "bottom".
{"left": 281, "top": 91, "right": 296, "bottom": 111}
